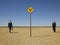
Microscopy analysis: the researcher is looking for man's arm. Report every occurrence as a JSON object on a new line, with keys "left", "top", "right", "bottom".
{"left": 55, "top": 23, "right": 56, "bottom": 27}
{"left": 11, "top": 23, "right": 13, "bottom": 30}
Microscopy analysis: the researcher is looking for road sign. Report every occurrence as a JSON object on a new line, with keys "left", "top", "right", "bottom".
{"left": 27, "top": 6, "right": 34, "bottom": 37}
{"left": 27, "top": 7, "right": 34, "bottom": 13}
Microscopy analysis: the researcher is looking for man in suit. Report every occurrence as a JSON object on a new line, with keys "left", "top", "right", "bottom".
{"left": 8, "top": 20, "right": 13, "bottom": 33}
{"left": 52, "top": 21, "right": 56, "bottom": 32}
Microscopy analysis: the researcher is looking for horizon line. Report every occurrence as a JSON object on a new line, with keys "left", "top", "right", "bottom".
{"left": 0, "top": 26, "right": 60, "bottom": 28}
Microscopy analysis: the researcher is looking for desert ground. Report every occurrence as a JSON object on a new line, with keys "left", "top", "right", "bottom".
{"left": 0, "top": 27, "right": 60, "bottom": 45}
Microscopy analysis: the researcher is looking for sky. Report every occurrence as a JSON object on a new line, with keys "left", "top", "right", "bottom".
{"left": 0, "top": 0, "right": 60, "bottom": 26}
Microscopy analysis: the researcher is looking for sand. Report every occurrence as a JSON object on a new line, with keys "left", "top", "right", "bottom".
{"left": 0, "top": 27, "right": 60, "bottom": 45}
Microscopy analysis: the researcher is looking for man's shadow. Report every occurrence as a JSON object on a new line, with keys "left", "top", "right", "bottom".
{"left": 11, "top": 32, "right": 19, "bottom": 34}
{"left": 56, "top": 31, "right": 60, "bottom": 33}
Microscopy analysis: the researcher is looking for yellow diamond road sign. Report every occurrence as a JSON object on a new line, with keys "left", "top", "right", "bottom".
{"left": 27, "top": 7, "right": 34, "bottom": 13}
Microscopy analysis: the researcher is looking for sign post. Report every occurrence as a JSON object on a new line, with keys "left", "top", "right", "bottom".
{"left": 27, "top": 6, "right": 34, "bottom": 37}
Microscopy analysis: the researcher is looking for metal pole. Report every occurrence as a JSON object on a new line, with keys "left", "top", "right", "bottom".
{"left": 30, "top": 13, "right": 32, "bottom": 37}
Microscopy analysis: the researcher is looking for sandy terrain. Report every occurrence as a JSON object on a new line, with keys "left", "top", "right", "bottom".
{"left": 0, "top": 27, "right": 60, "bottom": 45}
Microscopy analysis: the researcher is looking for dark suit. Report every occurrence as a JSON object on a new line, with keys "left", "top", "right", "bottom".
{"left": 8, "top": 22, "right": 13, "bottom": 33}
{"left": 52, "top": 22, "right": 56, "bottom": 32}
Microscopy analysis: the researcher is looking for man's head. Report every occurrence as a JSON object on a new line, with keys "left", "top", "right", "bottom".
{"left": 54, "top": 21, "right": 55, "bottom": 22}
{"left": 10, "top": 20, "right": 11, "bottom": 22}
{"left": 53, "top": 20, "right": 56, "bottom": 23}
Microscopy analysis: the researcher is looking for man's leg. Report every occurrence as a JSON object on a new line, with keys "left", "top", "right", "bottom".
{"left": 54, "top": 28, "right": 56, "bottom": 32}
{"left": 53, "top": 27, "right": 54, "bottom": 32}
{"left": 9, "top": 28, "right": 11, "bottom": 33}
